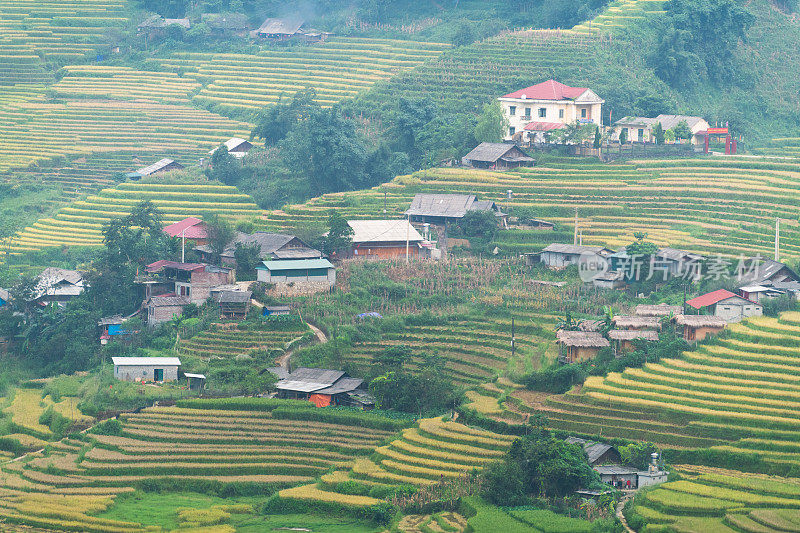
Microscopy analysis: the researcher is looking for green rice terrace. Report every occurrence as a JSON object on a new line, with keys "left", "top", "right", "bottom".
{"left": 179, "top": 322, "right": 311, "bottom": 360}
{"left": 572, "top": 0, "right": 667, "bottom": 34}
{"left": 7, "top": 182, "right": 261, "bottom": 254}
{"left": 260, "top": 158, "right": 800, "bottom": 260}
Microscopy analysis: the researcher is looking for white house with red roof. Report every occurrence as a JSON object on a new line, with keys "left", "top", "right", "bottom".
{"left": 497, "top": 79, "right": 604, "bottom": 141}
{"left": 685, "top": 289, "right": 762, "bottom": 323}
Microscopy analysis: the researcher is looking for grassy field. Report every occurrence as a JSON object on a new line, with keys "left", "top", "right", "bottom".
{"left": 179, "top": 322, "right": 311, "bottom": 360}
{"left": 259, "top": 158, "right": 800, "bottom": 260}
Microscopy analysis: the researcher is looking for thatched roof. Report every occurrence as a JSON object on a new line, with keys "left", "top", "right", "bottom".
{"left": 612, "top": 315, "right": 662, "bottom": 330}
{"left": 578, "top": 319, "right": 604, "bottom": 332}
{"left": 635, "top": 304, "right": 683, "bottom": 317}
{"left": 556, "top": 330, "right": 610, "bottom": 348}
{"left": 607, "top": 329, "right": 659, "bottom": 341}
{"left": 674, "top": 314, "right": 727, "bottom": 327}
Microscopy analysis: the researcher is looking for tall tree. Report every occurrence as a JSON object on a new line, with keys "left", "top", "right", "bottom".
{"left": 321, "top": 210, "right": 354, "bottom": 258}
{"left": 204, "top": 214, "right": 235, "bottom": 264}
{"left": 251, "top": 88, "right": 319, "bottom": 145}
{"left": 473, "top": 101, "right": 508, "bottom": 144}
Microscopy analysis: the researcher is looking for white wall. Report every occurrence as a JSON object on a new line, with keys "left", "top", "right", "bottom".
{"left": 114, "top": 364, "right": 179, "bottom": 382}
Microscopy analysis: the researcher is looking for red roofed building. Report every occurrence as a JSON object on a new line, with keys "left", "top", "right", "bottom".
{"left": 686, "top": 289, "right": 762, "bottom": 323}
{"left": 498, "top": 79, "right": 604, "bottom": 142}
{"left": 163, "top": 217, "right": 209, "bottom": 245}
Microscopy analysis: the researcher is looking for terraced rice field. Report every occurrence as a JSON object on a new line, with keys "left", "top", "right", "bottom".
{"left": 512, "top": 312, "right": 800, "bottom": 478}
{"left": 144, "top": 37, "right": 450, "bottom": 113}
{"left": 0, "top": 85, "right": 250, "bottom": 172}
{"left": 633, "top": 466, "right": 800, "bottom": 532}
{"left": 262, "top": 159, "right": 800, "bottom": 260}
{"left": 572, "top": 0, "right": 667, "bottom": 34}
{"left": 9, "top": 182, "right": 261, "bottom": 253}
{"left": 361, "top": 30, "right": 602, "bottom": 111}
{"left": 0, "top": 0, "right": 126, "bottom": 83}
{"left": 180, "top": 322, "right": 309, "bottom": 360}
{"left": 0, "top": 402, "right": 398, "bottom": 531}
{"left": 3, "top": 388, "right": 92, "bottom": 446}
{"left": 344, "top": 314, "right": 557, "bottom": 388}
{"left": 279, "top": 417, "right": 514, "bottom": 508}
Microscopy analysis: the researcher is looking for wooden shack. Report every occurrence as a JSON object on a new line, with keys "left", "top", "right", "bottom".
{"left": 674, "top": 314, "right": 726, "bottom": 342}
{"left": 556, "top": 330, "right": 610, "bottom": 363}
{"left": 608, "top": 329, "right": 659, "bottom": 356}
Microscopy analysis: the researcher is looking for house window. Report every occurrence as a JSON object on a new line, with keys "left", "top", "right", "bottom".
{"left": 581, "top": 108, "right": 587, "bottom": 118}
{"left": 509, "top": 106, "right": 516, "bottom": 116}
{"left": 559, "top": 109, "right": 564, "bottom": 119}
{"left": 538, "top": 108, "right": 546, "bottom": 118}
{"left": 524, "top": 107, "right": 531, "bottom": 117}
{"left": 509, "top": 126, "right": 515, "bottom": 136}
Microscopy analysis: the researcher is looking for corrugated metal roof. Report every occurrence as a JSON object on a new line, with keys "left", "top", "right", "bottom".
{"left": 147, "top": 295, "right": 190, "bottom": 307}
{"left": 217, "top": 290, "right": 252, "bottom": 303}
{"left": 541, "top": 243, "right": 611, "bottom": 255}
{"left": 163, "top": 217, "right": 208, "bottom": 239}
{"left": 315, "top": 377, "right": 364, "bottom": 395}
{"left": 348, "top": 219, "right": 423, "bottom": 244}
{"left": 184, "top": 373, "right": 206, "bottom": 379}
{"left": 405, "top": 194, "right": 476, "bottom": 218}
{"left": 656, "top": 247, "right": 704, "bottom": 262}
{"left": 257, "top": 17, "right": 304, "bottom": 35}
{"left": 112, "top": 357, "right": 181, "bottom": 366}
{"left": 594, "top": 465, "right": 638, "bottom": 475}
{"left": 463, "top": 142, "right": 531, "bottom": 163}
{"left": 501, "top": 80, "right": 589, "bottom": 101}
{"left": 135, "top": 158, "right": 181, "bottom": 176}
{"left": 686, "top": 289, "right": 751, "bottom": 309}
{"left": 257, "top": 259, "right": 333, "bottom": 270}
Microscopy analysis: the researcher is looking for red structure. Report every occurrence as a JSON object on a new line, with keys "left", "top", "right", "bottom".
{"left": 701, "top": 126, "right": 737, "bottom": 155}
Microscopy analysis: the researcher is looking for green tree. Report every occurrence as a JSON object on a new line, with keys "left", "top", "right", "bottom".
{"left": 393, "top": 97, "right": 437, "bottom": 162}
{"left": 204, "top": 214, "right": 235, "bottom": 264}
{"left": 618, "top": 127, "right": 628, "bottom": 145}
{"left": 457, "top": 210, "right": 499, "bottom": 241}
{"left": 233, "top": 242, "right": 262, "bottom": 280}
{"left": 620, "top": 442, "right": 660, "bottom": 470}
{"left": 376, "top": 345, "right": 413, "bottom": 370}
{"left": 209, "top": 144, "right": 240, "bottom": 185}
{"left": 251, "top": 88, "right": 319, "bottom": 145}
{"left": 473, "top": 101, "right": 508, "bottom": 144}
{"left": 652, "top": 122, "right": 665, "bottom": 145}
{"left": 102, "top": 201, "right": 175, "bottom": 268}
{"left": 321, "top": 210, "right": 354, "bottom": 258}
{"left": 451, "top": 20, "right": 477, "bottom": 47}
{"left": 672, "top": 119, "right": 693, "bottom": 141}
{"left": 593, "top": 126, "right": 601, "bottom": 148}
{"left": 369, "top": 369, "right": 462, "bottom": 415}
{"left": 281, "top": 106, "right": 369, "bottom": 194}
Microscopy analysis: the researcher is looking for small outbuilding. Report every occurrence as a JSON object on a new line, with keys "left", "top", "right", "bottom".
{"left": 256, "top": 259, "right": 335, "bottom": 286}
{"left": 0, "top": 288, "right": 10, "bottom": 308}
{"left": 566, "top": 437, "right": 621, "bottom": 466}
{"left": 274, "top": 367, "right": 372, "bottom": 408}
{"left": 144, "top": 295, "right": 190, "bottom": 326}
{"left": 612, "top": 315, "right": 662, "bottom": 331}
{"left": 539, "top": 244, "right": 613, "bottom": 269}
{"left": 113, "top": 356, "right": 181, "bottom": 382}
{"left": 608, "top": 329, "right": 659, "bottom": 356}
{"left": 185, "top": 373, "right": 206, "bottom": 390}
{"left": 635, "top": 304, "right": 682, "bottom": 317}
{"left": 125, "top": 158, "right": 184, "bottom": 179}
{"left": 686, "top": 289, "right": 762, "bottom": 323}
{"left": 263, "top": 305, "right": 291, "bottom": 316}
{"left": 462, "top": 142, "right": 534, "bottom": 170}
{"left": 215, "top": 290, "right": 252, "bottom": 319}
{"left": 98, "top": 315, "right": 127, "bottom": 345}
{"left": 200, "top": 13, "right": 249, "bottom": 36}
{"left": 674, "top": 314, "right": 726, "bottom": 342}
{"left": 209, "top": 137, "right": 253, "bottom": 158}
{"left": 556, "top": 330, "right": 610, "bottom": 363}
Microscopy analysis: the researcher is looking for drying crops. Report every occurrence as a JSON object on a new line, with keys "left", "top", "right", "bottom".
{"left": 145, "top": 37, "right": 450, "bottom": 114}
{"left": 9, "top": 182, "right": 261, "bottom": 253}
{"left": 261, "top": 159, "right": 800, "bottom": 260}
{"left": 179, "top": 322, "right": 310, "bottom": 360}
{"left": 0, "top": 400, "right": 401, "bottom": 531}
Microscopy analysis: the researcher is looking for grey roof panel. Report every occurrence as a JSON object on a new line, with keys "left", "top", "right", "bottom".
{"left": 463, "top": 142, "right": 531, "bottom": 163}
{"left": 405, "top": 194, "right": 476, "bottom": 218}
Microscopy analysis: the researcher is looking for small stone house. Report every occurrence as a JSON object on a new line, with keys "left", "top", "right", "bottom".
{"left": 674, "top": 314, "right": 726, "bottom": 342}
{"left": 112, "top": 356, "right": 181, "bottom": 382}
{"left": 144, "top": 295, "right": 189, "bottom": 326}
{"left": 556, "top": 330, "right": 610, "bottom": 363}
{"left": 686, "top": 289, "right": 762, "bottom": 323}
{"left": 146, "top": 261, "right": 234, "bottom": 305}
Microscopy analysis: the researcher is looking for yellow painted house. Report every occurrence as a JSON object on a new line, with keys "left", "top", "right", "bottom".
{"left": 497, "top": 79, "right": 604, "bottom": 142}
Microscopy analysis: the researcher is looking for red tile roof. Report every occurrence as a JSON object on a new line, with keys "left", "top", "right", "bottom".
{"left": 502, "top": 79, "right": 588, "bottom": 101}
{"left": 163, "top": 217, "right": 208, "bottom": 239}
{"left": 686, "top": 289, "right": 755, "bottom": 309}
{"left": 523, "top": 121, "right": 568, "bottom": 131}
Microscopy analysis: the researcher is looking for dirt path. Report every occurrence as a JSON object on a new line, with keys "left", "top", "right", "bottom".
{"left": 616, "top": 491, "right": 636, "bottom": 533}
{"left": 276, "top": 322, "right": 328, "bottom": 370}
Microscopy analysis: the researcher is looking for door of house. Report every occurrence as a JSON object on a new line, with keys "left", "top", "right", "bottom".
{"left": 154, "top": 368, "right": 164, "bottom": 381}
